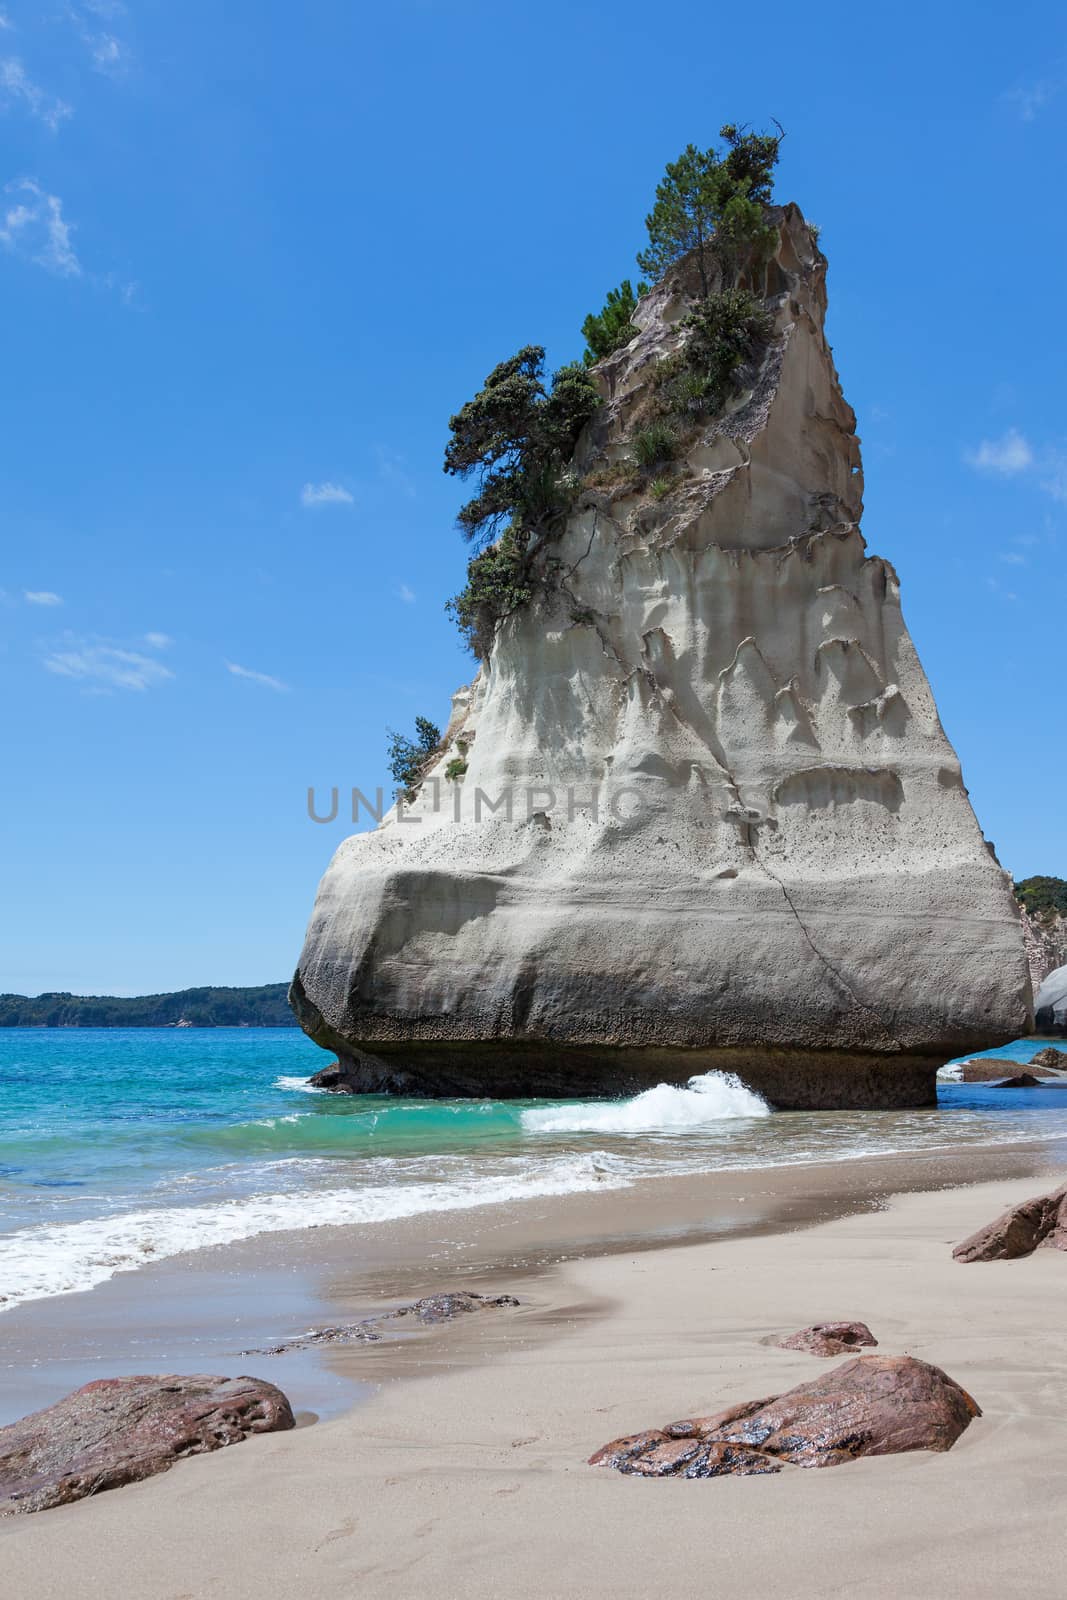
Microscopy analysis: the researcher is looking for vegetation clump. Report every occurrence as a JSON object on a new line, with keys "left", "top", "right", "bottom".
{"left": 1016, "top": 877, "right": 1067, "bottom": 918}
{"left": 581, "top": 279, "right": 648, "bottom": 366}
{"left": 442, "top": 119, "right": 784, "bottom": 657}
{"left": 386, "top": 715, "right": 441, "bottom": 800}
{"left": 443, "top": 348, "right": 600, "bottom": 549}
{"left": 446, "top": 526, "right": 535, "bottom": 658}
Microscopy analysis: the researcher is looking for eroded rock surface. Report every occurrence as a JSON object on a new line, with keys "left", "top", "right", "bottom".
{"left": 244, "top": 1290, "right": 520, "bottom": 1355}
{"left": 776, "top": 1320, "right": 877, "bottom": 1357}
{"left": 953, "top": 1184, "right": 1067, "bottom": 1262}
{"left": 1029, "top": 1045, "right": 1067, "bottom": 1070}
{"left": 589, "top": 1355, "right": 979, "bottom": 1478}
{"left": 0, "top": 1374, "right": 294, "bottom": 1517}
{"left": 950, "top": 1058, "right": 1056, "bottom": 1083}
{"left": 292, "top": 205, "right": 1030, "bottom": 1109}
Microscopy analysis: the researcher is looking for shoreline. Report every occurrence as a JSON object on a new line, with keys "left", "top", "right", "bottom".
{"left": 2, "top": 1149, "right": 1066, "bottom": 1596}
{"left": 2, "top": 1131, "right": 1064, "bottom": 1427}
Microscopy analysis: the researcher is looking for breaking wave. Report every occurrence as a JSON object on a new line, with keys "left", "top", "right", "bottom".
{"left": 520, "top": 1071, "right": 770, "bottom": 1134}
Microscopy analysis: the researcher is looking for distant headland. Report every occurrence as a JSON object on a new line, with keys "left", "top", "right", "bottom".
{"left": 0, "top": 985, "right": 296, "bottom": 1028}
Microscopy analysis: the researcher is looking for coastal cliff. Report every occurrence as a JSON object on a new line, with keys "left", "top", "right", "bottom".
{"left": 291, "top": 203, "right": 1031, "bottom": 1107}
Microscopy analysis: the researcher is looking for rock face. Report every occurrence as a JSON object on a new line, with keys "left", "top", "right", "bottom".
{"left": 1021, "top": 908, "right": 1067, "bottom": 998}
{"left": 291, "top": 205, "right": 1030, "bottom": 1108}
{"left": 776, "top": 1320, "right": 877, "bottom": 1357}
{"left": 953, "top": 1184, "right": 1067, "bottom": 1262}
{"left": 1034, "top": 967, "right": 1067, "bottom": 1037}
{"left": 589, "top": 1354, "right": 980, "bottom": 1477}
{"left": 0, "top": 1374, "right": 294, "bottom": 1517}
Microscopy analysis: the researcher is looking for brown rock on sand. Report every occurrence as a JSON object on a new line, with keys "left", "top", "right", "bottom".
{"left": 0, "top": 1374, "right": 294, "bottom": 1517}
{"left": 589, "top": 1355, "right": 980, "bottom": 1477}
{"left": 776, "top": 1320, "right": 878, "bottom": 1357}
{"left": 953, "top": 1184, "right": 1067, "bottom": 1263}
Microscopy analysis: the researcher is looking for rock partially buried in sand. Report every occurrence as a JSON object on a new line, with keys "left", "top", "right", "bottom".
{"left": 243, "top": 1290, "right": 521, "bottom": 1355}
{"left": 0, "top": 1374, "right": 294, "bottom": 1517}
{"left": 589, "top": 1355, "right": 979, "bottom": 1478}
{"left": 952, "top": 1184, "right": 1067, "bottom": 1262}
{"left": 776, "top": 1320, "right": 878, "bottom": 1357}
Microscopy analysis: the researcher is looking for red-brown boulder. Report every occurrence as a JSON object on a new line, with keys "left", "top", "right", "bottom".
{"left": 589, "top": 1355, "right": 979, "bottom": 1478}
{"left": 776, "top": 1320, "right": 878, "bottom": 1357}
{"left": 952, "top": 1184, "right": 1067, "bottom": 1262}
{"left": 0, "top": 1374, "right": 294, "bottom": 1517}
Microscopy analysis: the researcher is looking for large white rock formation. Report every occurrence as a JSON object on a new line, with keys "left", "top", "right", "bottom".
{"left": 292, "top": 205, "right": 1031, "bottom": 1107}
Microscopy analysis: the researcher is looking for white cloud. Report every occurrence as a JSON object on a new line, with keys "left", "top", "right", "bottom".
{"left": 0, "top": 12, "right": 13, "bottom": 30}
{"left": 1, "top": 179, "right": 81, "bottom": 276}
{"left": 301, "top": 481, "right": 353, "bottom": 508}
{"left": 966, "top": 428, "right": 1033, "bottom": 476}
{"left": 24, "top": 589, "right": 63, "bottom": 605}
{"left": 225, "top": 661, "right": 290, "bottom": 692}
{"left": 998, "top": 552, "right": 1026, "bottom": 566}
{"left": 143, "top": 631, "right": 172, "bottom": 648}
{"left": 44, "top": 641, "right": 174, "bottom": 691}
{"left": 397, "top": 583, "right": 416, "bottom": 603}
{"left": 0, "top": 58, "right": 73, "bottom": 131}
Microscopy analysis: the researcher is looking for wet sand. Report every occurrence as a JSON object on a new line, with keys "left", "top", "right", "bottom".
{"left": 2, "top": 1143, "right": 1067, "bottom": 1596}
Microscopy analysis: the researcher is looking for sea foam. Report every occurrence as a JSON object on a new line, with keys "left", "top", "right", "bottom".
{"left": 520, "top": 1070, "right": 770, "bottom": 1134}
{"left": 0, "top": 1153, "right": 626, "bottom": 1312}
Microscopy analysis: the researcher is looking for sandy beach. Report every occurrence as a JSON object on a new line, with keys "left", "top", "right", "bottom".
{"left": 3, "top": 1151, "right": 1066, "bottom": 1599}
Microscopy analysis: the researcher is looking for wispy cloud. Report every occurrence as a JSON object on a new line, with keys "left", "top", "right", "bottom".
{"left": 0, "top": 58, "right": 73, "bottom": 131}
{"left": 44, "top": 639, "right": 174, "bottom": 692}
{"left": 225, "top": 661, "right": 290, "bottom": 692}
{"left": 375, "top": 447, "right": 417, "bottom": 499}
{"left": 998, "top": 551, "right": 1026, "bottom": 566}
{"left": 1041, "top": 448, "right": 1067, "bottom": 503}
{"left": 25, "top": 589, "right": 63, "bottom": 606}
{"left": 986, "top": 576, "right": 1019, "bottom": 603}
{"left": 966, "top": 428, "right": 1033, "bottom": 475}
{"left": 1, "top": 179, "right": 81, "bottom": 276}
{"left": 143, "top": 631, "right": 171, "bottom": 649}
{"left": 1003, "top": 78, "right": 1060, "bottom": 122}
{"left": 301, "top": 481, "right": 353, "bottom": 508}
{"left": 0, "top": 11, "right": 13, "bottom": 30}
{"left": 397, "top": 583, "right": 416, "bottom": 604}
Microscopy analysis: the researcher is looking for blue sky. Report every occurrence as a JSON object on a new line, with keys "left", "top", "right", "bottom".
{"left": 2, "top": 0, "right": 1064, "bottom": 995}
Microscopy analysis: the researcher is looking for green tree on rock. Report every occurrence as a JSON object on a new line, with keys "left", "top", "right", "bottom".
{"left": 637, "top": 123, "right": 783, "bottom": 297}
{"left": 581, "top": 279, "right": 649, "bottom": 366}
{"left": 386, "top": 715, "right": 441, "bottom": 800}
{"left": 443, "top": 347, "right": 600, "bottom": 548}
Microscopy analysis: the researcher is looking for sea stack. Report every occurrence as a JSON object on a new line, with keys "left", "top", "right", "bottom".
{"left": 291, "top": 204, "right": 1031, "bottom": 1107}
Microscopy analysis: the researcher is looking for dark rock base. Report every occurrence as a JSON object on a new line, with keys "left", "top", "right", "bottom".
{"left": 308, "top": 1041, "right": 941, "bottom": 1110}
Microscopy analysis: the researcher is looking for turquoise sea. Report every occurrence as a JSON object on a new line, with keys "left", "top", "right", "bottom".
{"left": 0, "top": 1028, "right": 1063, "bottom": 1314}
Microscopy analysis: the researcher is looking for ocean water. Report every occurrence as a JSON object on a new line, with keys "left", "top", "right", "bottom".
{"left": 0, "top": 1028, "right": 1063, "bottom": 1314}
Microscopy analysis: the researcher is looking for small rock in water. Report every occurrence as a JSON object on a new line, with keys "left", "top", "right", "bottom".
{"left": 1028, "top": 1047, "right": 1067, "bottom": 1071}
{"left": 0, "top": 1374, "right": 294, "bottom": 1516}
{"left": 589, "top": 1355, "right": 979, "bottom": 1478}
{"left": 993, "top": 1072, "right": 1042, "bottom": 1088}
{"left": 953, "top": 1183, "right": 1067, "bottom": 1262}
{"left": 776, "top": 1320, "right": 878, "bottom": 1357}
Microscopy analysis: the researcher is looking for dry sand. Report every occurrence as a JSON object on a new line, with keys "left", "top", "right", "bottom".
{"left": 2, "top": 1161, "right": 1066, "bottom": 1599}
